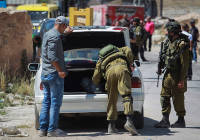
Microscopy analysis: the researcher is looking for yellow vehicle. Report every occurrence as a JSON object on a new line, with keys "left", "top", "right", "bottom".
{"left": 17, "top": 3, "right": 59, "bottom": 29}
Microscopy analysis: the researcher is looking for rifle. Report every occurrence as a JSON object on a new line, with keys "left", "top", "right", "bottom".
{"left": 156, "top": 36, "right": 189, "bottom": 87}
{"left": 157, "top": 41, "right": 164, "bottom": 87}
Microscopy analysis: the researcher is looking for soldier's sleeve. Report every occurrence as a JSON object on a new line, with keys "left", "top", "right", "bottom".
{"left": 92, "top": 60, "right": 102, "bottom": 85}
{"left": 119, "top": 46, "right": 134, "bottom": 64}
{"left": 179, "top": 41, "right": 190, "bottom": 81}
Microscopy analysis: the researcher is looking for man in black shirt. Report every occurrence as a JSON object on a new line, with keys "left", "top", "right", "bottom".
{"left": 190, "top": 19, "right": 199, "bottom": 62}
{"left": 32, "top": 35, "right": 41, "bottom": 62}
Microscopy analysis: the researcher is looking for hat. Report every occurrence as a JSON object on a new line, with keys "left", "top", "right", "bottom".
{"left": 165, "top": 21, "right": 181, "bottom": 33}
{"left": 55, "top": 16, "right": 69, "bottom": 25}
{"left": 190, "top": 19, "right": 195, "bottom": 24}
{"left": 132, "top": 17, "right": 140, "bottom": 23}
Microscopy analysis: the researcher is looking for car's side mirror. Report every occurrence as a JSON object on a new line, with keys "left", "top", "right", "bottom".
{"left": 134, "top": 60, "right": 140, "bottom": 67}
{"left": 28, "top": 63, "right": 40, "bottom": 72}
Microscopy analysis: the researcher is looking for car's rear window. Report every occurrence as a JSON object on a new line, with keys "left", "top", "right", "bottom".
{"left": 64, "top": 48, "right": 99, "bottom": 62}
{"left": 62, "top": 32, "right": 126, "bottom": 51}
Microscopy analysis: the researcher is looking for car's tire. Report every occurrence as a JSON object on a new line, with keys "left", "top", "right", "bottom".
{"left": 34, "top": 104, "right": 40, "bottom": 130}
{"left": 132, "top": 107, "right": 144, "bottom": 129}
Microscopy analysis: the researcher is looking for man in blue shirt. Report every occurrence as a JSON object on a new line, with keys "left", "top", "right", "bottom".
{"left": 39, "top": 16, "right": 73, "bottom": 137}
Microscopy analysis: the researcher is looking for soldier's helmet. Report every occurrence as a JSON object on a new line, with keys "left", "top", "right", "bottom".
{"left": 131, "top": 17, "right": 140, "bottom": 24}
{"left": 165, "top": 21, "right": 181, "bottom": 34}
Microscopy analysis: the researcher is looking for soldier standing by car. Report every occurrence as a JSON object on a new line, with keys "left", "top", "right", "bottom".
{"left": 154, "top": 21, "right": 190, "bottom": 128}
{"left": 92, "top": 44, "right": 138, "bottom": 135}
{"left": 129, "top": 17, "right": 146, "bottom": 61}
{"left": 39, "top": 16, "right": 73, "bottom": 137}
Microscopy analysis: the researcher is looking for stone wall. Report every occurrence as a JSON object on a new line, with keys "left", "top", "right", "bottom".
{"left": 0, "top": 9, "right": 32, "bottom": 73}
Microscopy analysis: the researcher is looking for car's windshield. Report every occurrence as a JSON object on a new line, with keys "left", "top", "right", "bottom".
{"left": 64, "top": 48, "right": 99, "bottom": 62}
{"left": 28, "top": 11, "right": 48, "bottom": 22}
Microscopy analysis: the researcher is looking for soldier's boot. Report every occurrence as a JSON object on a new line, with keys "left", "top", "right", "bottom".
{"left": 171, "top": 116, "right": 186, "bottom": 128}
{"left": 154, "top": 114, "right": 170, "bottom": 128}
{"left": 124, "top": 115, "right": 138, "bottom": 135}
{"left": 108, "top": 120, "right": 118, "bottom": 134}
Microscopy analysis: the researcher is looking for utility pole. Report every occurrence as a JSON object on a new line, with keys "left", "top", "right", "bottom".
{"left": 160, "top": 0, "right": 163, "bottom": 17}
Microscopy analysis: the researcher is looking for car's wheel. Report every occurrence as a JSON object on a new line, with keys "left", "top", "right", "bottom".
{"left": 133, "top": 107, "right": 144, "bottom": 129}
{"left": 34, "top": 104, "right": 40, "bottom": 130}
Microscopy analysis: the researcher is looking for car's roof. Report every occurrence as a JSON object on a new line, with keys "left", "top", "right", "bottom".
{"left": 72, "top": 26, "right": 128, "bottom": 32}
{"left": 43, "top": 18, "right": 128, "bottom": 32}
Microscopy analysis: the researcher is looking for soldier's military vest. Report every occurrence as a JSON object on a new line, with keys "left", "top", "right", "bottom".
{"left": 98, "top": 45, "right": 130, "bottom": 78}
{"left": 165, "top": 37, "right": 189, "bottom": 71}
{"left": 131, "top": 25, "right": 143, "bottom": 46}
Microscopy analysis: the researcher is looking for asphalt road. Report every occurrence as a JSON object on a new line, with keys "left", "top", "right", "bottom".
{"left": 2, "top": 46, "right": 200, "bottom": 140}
{"left": 139, "top": 47, "right": 200, "bottom": 140}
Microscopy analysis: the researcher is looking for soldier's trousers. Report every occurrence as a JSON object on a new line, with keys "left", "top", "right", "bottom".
{"left": 105, "top": 65, "right": 133, "bottom": 120}
{"left": 131, "top": 44, "right": 139, "bottom": 60}
{"left": 161, "top": 72, "right": 186, "bottom": 117}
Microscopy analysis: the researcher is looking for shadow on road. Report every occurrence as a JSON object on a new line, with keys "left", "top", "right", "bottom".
{"left": 186, "top": 127, "right": 200, "bottom": 129}
{"left": 58, "top": 115, "right": 177, "bottom": 137}
{"left": 58, "top": 116, "right": 108, "bottom": 136}
{"left": 139, "top": 117, "right": 177, "bottom": 136}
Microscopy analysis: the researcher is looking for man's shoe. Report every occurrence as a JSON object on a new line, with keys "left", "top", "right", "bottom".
{"left": 171, "top": 117, "right": 186, "bottom": 128}
{"left": 47, "top": 129, "right": 67, "bottom": 137}
{"left": 39, "top": 130, "right": 47, "bottom": 137}
{"left": 142, "top": 58, "right": 148, "bottom": 62}
{"left": 124, "top": 116, "right": 138, "bottom": 135}
{"left": 108, "top": 120, "right": 118, "bottom": 134}
{"left": 187, "top": 76, "right": 192, "bottom": 81}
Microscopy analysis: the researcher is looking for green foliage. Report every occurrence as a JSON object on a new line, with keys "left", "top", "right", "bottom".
{"left": 15, "top": 78, "right": 34, "bottom": 96}
{"left": 0, "top": 110, "right": 6, "bottom": 115}
{"left": 0, "top": 68, "right": 6, "bottom": 91}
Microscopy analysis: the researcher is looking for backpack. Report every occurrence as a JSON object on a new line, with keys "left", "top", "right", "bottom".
{"left": 99, "top": 44, "right": 119, "bottom": 60}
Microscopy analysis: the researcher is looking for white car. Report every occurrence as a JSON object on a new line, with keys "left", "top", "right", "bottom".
{"left": 29, "top": 26, "right": 145, "bottom": 130}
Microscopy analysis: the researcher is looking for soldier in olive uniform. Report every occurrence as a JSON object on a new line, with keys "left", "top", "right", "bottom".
{"left": 154, "top": 21, "right": 190, "bottom": 128}
{"left": 129, "top": 17, "right": 144, "bottom": 61}
{"left": 92, "top": 44, "right": 138, "bottom": 135}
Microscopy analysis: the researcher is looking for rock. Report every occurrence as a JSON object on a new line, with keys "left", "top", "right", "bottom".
{"left": 24, "top": 96, "right": 32, "bottom": 101}
{"left": 0, "top": 128, "right": 3, "bottom": 136}
{"left": 2, "top": 126, "right": 20, "bottom": 135}
{"left": 1, "top": 126, "right": 29, "bottom": 137}
{"left": 152, "top": 35, "right": 165, "bottom": 44}
{"left": 14, "top": 94, "right": 22, "bottom": 100}
{"left": 6, "top": 94, "right": 14, "bottom": 103}
{"left": 25, "top": 100, "right": 34, "bottom": 105}
{"left": 12, "top": 100, "right": 21, "bottom": 106}
{"left": 153, "top": 17, "right": 168, "bottom": 29}
{"left": 174, "top": 13, "right": 200, "bottom": 31}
